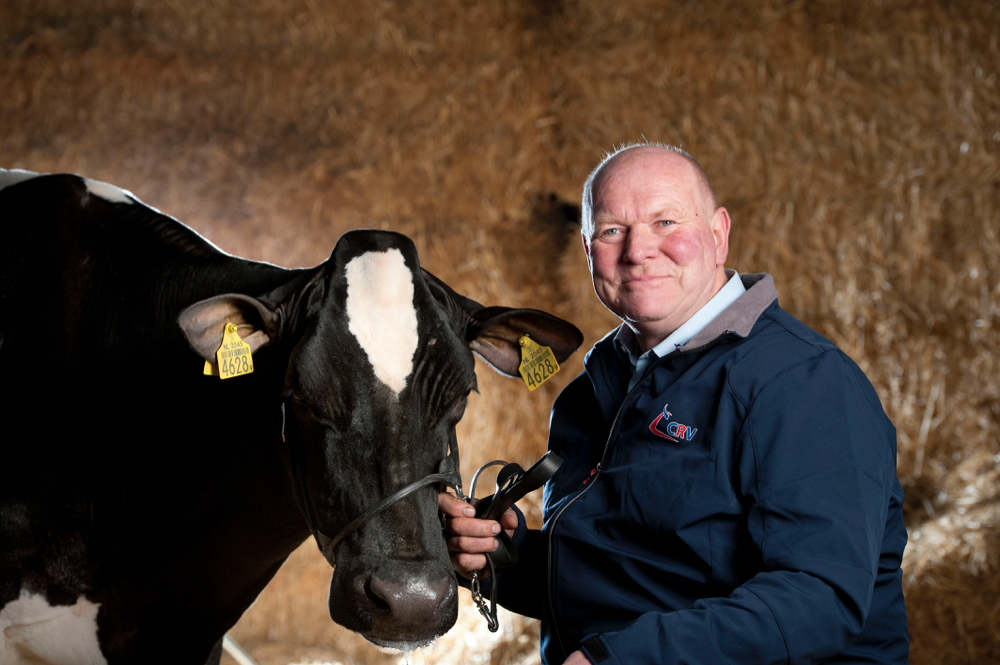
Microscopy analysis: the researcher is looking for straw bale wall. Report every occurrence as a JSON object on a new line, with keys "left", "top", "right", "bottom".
{"left": 1, "top": 1, "right": 998, "bottom": 663}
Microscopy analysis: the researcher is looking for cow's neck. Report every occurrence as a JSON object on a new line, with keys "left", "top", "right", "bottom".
{"left": 187, "top": 434, "right": 310, "bottom": 624}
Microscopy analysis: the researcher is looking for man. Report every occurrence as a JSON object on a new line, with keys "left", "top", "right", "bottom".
{"left": 439, "top": 144, "right": 909, "bottom": 664}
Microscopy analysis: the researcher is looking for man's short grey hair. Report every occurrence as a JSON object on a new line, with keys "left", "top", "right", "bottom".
{"left": 580, "top": 141, "right": 717, "bottom": 244}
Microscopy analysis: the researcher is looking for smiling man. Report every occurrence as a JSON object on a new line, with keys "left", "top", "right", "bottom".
{"left": 440, "top": 143, "right": 909, "bottom": 664}
{"left": 584, "top": 144, "right": 731, "bottom": 352}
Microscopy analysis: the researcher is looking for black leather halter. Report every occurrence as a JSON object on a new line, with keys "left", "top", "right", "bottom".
{"left": 281, "top": 403, "right": 463, "bottom": 563}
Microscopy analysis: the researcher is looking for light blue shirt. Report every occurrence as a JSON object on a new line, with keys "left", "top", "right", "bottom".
{"left": 615, "top": 271, "right": 746, "bottom": 392}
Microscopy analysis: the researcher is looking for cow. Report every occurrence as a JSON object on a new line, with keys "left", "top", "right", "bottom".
{"left": 0, "top": 170, "right": 583, "bottom": 664}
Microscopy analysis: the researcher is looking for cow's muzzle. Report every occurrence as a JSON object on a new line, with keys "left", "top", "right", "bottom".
{"left": 328, "top": 558, "right": 458, "bottom": 649}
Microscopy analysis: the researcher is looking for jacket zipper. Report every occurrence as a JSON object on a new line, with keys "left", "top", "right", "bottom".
{"left": 545, "top": 354, "right": 672, "bottom": 657}
{"left": 543, "top": 332, "right": 737, "bottom": 656}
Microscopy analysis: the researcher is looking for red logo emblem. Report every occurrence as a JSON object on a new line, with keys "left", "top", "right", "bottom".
{"left": 649, "top": 404, "right": 698, "bottom": 442}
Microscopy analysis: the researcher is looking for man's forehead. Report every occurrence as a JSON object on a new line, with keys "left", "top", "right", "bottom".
{"left": 593, "top": 154, "right": 705, "bottom": 219}
{"left": 592, "top": 189, "right": 691, "bottom": 222}
{"left": 596, "top": 148, "right": 701, "bottom": 194}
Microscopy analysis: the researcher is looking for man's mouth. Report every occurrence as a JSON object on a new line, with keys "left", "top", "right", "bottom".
{"left": 622, "top": 274, "right": 669, "bottom": 284}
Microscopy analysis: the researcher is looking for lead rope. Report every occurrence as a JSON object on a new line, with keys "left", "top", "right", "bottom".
{"left": 464, "top": 460, "right": 509, "bottom": 633}
{"left": 461, "top": 453, "right": 563, "bottom": 633}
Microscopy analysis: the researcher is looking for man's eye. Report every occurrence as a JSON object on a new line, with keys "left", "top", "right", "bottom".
{"left": 657, "top": 220, "right": 675, "bottom": 227}
{"left": 602, "top": 228, "right": 619, "bottom": 236}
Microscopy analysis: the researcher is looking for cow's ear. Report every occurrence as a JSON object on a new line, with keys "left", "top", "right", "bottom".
{"left": 467, "top": 307, "right": 584, "bottom": 378}
{"left": 420, "top": 268, "right": 584, "bottom": 377}
{"left": 178, "top": 294, "right": 280, "bottom": 362}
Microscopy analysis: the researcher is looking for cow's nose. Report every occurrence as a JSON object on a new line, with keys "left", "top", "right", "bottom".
{"left": 328, "top": 559, "right": 459, "bottom": 644}
{"left": 364, "top": 564, "right": 456, "bottom": 630}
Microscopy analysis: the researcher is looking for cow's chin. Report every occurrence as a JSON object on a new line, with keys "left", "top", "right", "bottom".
{"left": 370, "top": 635, "right": 440, "bottom": 654}
{"left": 327, "top": 559, "right": 459, "bottom": 647}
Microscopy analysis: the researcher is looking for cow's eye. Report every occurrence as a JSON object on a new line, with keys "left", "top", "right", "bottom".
{"left": 287, "top": 395, "right": 326, "bottom": 424}
{"left": 451, "top": 392, "right": 470, "bottom": 419}
{"left": 446, "top": 382, "right": 477, "bottom": 422}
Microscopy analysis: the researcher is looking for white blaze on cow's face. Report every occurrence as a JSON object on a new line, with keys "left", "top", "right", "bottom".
{"left": 0, "top": 590, "right": 107, "bottom": 665}
{"left": 345, "top": 248, "right": 419, "bottom": 395}
{"left": 84, "top": 178, "right": 135, "bottom": 205}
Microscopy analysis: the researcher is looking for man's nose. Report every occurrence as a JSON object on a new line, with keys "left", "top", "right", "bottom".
{"left": 624, "top": 227, "right": 658, "bottom": 263}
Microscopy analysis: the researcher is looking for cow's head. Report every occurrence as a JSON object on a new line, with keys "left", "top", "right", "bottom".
{"left": 178, "top": 230, "right": 582, "bottom": 649}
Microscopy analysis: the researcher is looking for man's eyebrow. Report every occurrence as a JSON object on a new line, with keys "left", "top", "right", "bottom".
{"left": 649, "top": 206, "right": 682, "bottom": 219}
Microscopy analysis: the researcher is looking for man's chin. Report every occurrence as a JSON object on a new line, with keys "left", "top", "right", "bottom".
{"left": 613, "top": 305, "right": 679, "bottom": 327}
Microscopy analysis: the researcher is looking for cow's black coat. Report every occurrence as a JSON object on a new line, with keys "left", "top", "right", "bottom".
{"left": 0, "top": 174, "right": 583, "bottom": 663}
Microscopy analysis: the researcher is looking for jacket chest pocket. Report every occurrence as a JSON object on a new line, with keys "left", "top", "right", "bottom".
{"left": 603, "top": 428, "right": 718, "bottom": 535}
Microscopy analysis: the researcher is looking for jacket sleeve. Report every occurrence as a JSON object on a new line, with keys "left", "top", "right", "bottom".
{"left": 582, "top": 352, "right": 900, "bottom": 664}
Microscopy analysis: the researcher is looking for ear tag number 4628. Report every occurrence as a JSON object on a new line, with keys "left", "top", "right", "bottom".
{"left": 518, "top": 336, "right": 559, "bottom": 392}
{"left": 212, "top": 323, "right": 254, "bottom": 380}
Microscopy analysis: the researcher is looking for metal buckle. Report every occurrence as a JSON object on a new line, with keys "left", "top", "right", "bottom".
{"left": 470, "top": 572, "right": 498, "bottom": 632}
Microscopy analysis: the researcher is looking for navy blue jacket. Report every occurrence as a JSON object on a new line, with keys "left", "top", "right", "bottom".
{"left": 494, "top": 274, "right": 909, "bottom": 664}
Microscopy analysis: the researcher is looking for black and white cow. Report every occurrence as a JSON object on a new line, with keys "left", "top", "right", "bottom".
{"left": 0, "top": 170, "right": 583, "bottom": 664}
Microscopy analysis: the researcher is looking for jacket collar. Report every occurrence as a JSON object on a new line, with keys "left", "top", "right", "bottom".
{"left": 682, "top": 272, "right": 778, "bottom": 351}
{"left": 585, "top": 273, "right": 779, "bottom": 404}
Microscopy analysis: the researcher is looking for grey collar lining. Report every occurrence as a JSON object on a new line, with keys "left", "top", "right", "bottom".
{"left": 682, "top": 271, "right": 778, "bottom": 350}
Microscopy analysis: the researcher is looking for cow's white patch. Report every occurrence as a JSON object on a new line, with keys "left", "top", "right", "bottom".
{"left": 0, "top": 169, "right": 42, "bottom": 192}
{"left": 0, "top": 590, "right": 107, "bottom": 665}
{"left": 345, "top": 249, "right": 419, "bottom": 395}
{"left": 84, "top": 178, "right": 134, "bottom": 205}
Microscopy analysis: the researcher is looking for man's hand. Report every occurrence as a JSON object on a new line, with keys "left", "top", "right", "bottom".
{"left": 438, "top": 491, "right": 518, "bottom": 579}
{"left": 563, "top": 650, "right": 591, "bottom": 665}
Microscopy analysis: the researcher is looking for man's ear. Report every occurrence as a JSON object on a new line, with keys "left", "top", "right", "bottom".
{"left": 712, "top": 206, "right": 731, "bottom": 266}
{"left": 467, "top": 307, "right": 585, "bottom": 377}
{"left": 582, "top": 233, "right": 594, "bottom": 272}
{"left": 178, "top": 294, "right": 281, "bottom": 362}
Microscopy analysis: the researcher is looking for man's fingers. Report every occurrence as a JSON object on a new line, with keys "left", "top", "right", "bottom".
{"left": 438, "top": 492, "right": 518, "bottom": 538}
{"left": 446, "top": 515, "right": 501, "bottom": 538}
{"left": 500, "top": 508, "right": 519, "bottom": 531}
{"left": 438, "top": 491, "right": 476, "bottom": 518}
{"left": 562, "top": 650, "right": 591, "bottom": 665}
{"left": 447, "top": 534, "right": 499, "bottom": 554}
{"left": 438, "top": 490, "right": 505, "bottom": 582}
{"left": 450, "top": 552, "right": 491, "bottom": 578}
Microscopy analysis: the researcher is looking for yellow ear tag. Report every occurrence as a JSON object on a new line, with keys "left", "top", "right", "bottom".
{"left": 215, "top": 323, "right": 254, "bottom": 380}
{"left": 518, "top": 335, "right": 560, "bottom": 392}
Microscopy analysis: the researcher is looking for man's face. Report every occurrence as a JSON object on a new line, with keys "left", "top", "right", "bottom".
{"left": 584, "top": 147, "right": 731, "bottom": 350}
